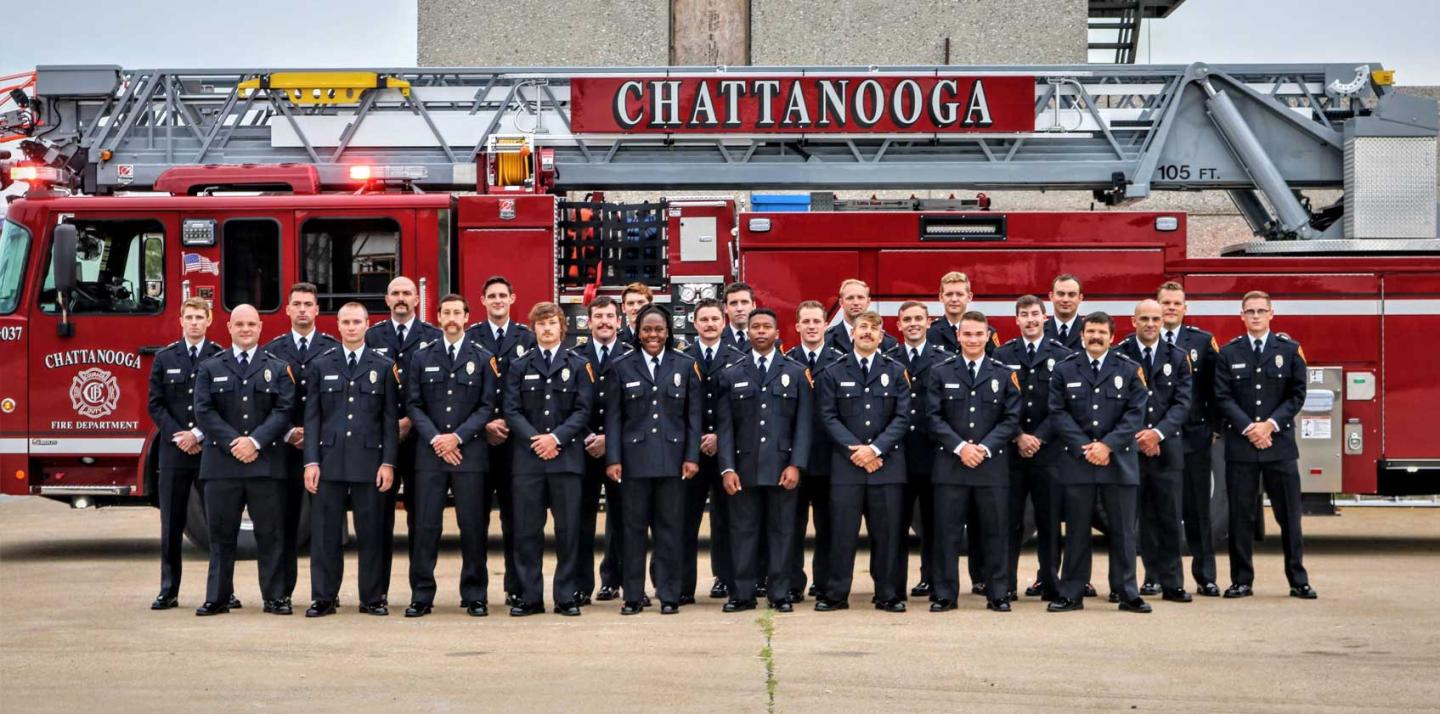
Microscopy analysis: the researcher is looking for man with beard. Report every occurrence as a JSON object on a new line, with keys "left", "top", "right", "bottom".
{"left": 581, "top": 297, "right": 633, "bottom": 605}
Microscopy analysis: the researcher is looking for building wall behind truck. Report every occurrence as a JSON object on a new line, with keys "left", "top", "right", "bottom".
{"left": 417, "top": 2, "right": 1436, "bottom": 260}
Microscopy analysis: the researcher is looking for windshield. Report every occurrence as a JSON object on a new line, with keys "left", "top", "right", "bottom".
{"left": 0, "top": 219, "right": 31, "bottom": 314}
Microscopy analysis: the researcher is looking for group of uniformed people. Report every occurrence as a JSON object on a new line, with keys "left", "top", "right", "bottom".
{"left": 147, "top": 270, "right": 1316, "bottom": 618}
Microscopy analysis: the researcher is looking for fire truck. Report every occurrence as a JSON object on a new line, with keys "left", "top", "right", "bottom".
{"left": 0, "top": 63, "right": 1436, "bottom": 549}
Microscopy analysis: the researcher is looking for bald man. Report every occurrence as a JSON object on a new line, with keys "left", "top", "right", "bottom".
{"left": 193, "top": 305, "right": 297, "bottom": 616}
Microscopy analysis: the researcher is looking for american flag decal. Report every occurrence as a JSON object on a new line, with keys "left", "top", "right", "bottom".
{"left": 182, "top": 252, "right": 219, "bottom": 275}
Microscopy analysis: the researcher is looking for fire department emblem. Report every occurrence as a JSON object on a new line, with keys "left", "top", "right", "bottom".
{"left": 466, "top": 361, "right": 476, "bottom": 375}
{"left": 1190, "top": 348, "right": 1198, "bottom": 362}
{"left": 1163, "top": 363, "right": 1173, "bottom": 376}
{"left": 562, "top": 367, "right": 571, "bottom": 381}
{"left": 264, "top": 368, "right": 272, "bottom": 382}
{"left": 369, "top": 370, "right": 378, "bottom": 384}
{"left": 990, "top": 378, "right": 999, "bottom": 393}
{"left": 516, "top": 344, "right": 525, "bottom": 357}
{"left": 69, "top": 368, "right": 120, "bottom": 419}
{"left": 1113, "top": 375, "right": 1124, "bottom": 390}
{"left": 781, "top": 373, "right": 790, "bottom": 388}
{"left": 673, "top": 372, "right": 682, "bottom": 387}
{"left": 880, "top": 373, "right": 890, "bottom": 387}
{"left": 1046, "top": 358, "right": 1055, "bottom": 370}
{"left": 1275, "top": 355, "right": 1284, "bottom": 368}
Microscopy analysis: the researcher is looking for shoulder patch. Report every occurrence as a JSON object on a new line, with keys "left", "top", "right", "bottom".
{"left": 990, "top": 332, "right": 1000, "bottom": 346}
{"left": 392, "top": 364, "right": 401, "bottom": 384}
{"left": 489, "top": 356, "right": 500, "bottom": 377}
{"left": 585, "top": 362, "right": 595, "bottom": 383}
{"left": 1136, "top": 366, "right": 1147, "bottom": 388}
{"left": 285, "top": 364, "right": 295, "bottom": 383}
{"left": 1210, "top": 336, "right": 1220, "bottom": 353}
{"left": 1297, "top": 345, "right": 1307, "bottom": 362}
{"left": 693, "top": 362, "right": 702, "bottom": 379}
{"left": 1010, "top": 372, "right": 1020, "bottom": 390}
{"left": 804, "top": 367, "right": 814, "bottom": 388}
{"left": 902, "top": 368, "right": 912, "bottom": 388}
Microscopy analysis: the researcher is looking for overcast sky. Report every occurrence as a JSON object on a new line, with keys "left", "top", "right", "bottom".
{"left": 3, "top": 0, "right": 1436, "bottom": 81}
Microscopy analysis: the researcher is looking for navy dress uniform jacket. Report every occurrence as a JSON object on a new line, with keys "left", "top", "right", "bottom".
{"left": 148, "top": 339, "right": 224, "bottom": 471}
{"left": 885, "top": 342, "right": 951, "bottom": 477}
{"left": 366, "top": 319, "right": 441, "bottom": 407}
{"left": 925, "top": 318, "right": 999, "bottom": 356}
{"left": 815, "top": 352, "right": 912, "bottom": 486}
{"left": 262, "top": 331, "right": 339, "bottom": 435}
{"left": 1214, "top": 333, "right": 1308, "bottom": 463}
{"left": 714, "top": 354, "right": 813, "bottom": 487}
{"left": 685, "top": 341, "right": 748, "bottom": 437}
{"left": 603, "top": 349, "right": 703, "bottom": 478}
{"left": 1044, "top": 316, "right": 1085, "bottom": 352}
{"left": 1046, "top": 352, "right": 1148, "bottom": 486}
{"left": 1167, "top": 324, "right": 1221, "bottom": 451}
{"left": 924, "top": 355, "right": 1022, "bottom": 486}
{"left": 468, "top": 320, "right": 537, "bottom": 377}
{"left": 1115, "top": 336, "right": 1194, "bottom": 450}
{"left": 785, "top": 345, "right": 846, "bottom": 477}
{"left": 301, "top": 348, "right": 400, "bottom": 480}
{"left": 193, "top": 350, "right": 296, "bottom": 479}
{"left": 406, "top": 339, "right": 501, "bottom": 473}
{"left": 992, "top": 337, "right": 1073, "bottom": 457}
{"left": 824, "top": 322, "right": 898, "bottom": 354}
{"left": 502, "top": 347, "right": 596, "bottom": 475}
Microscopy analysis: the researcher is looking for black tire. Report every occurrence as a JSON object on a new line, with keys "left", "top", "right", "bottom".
{"left": 182, "top": 482, "right": 311, "bottom": 560}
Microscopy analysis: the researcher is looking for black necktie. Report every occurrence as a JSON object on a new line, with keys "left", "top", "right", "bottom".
{"left": 348, "top": 352, "right": 358, "bottom": 372}
{"left": 736, "top": 331, "right": 747, "bottom": 350}
{"left": 910, "top": 347, "right": 919, "bottom": 365}
{"left": 860, "top": 357, "right": 869, "bottom": 378}
{"left": 600, "top": 344, "right": 610, "bottom": 364}
{"left": 807, "top": 352, "right": 817, "bottom": 371}
{"left": 757, "top": 355, "right": 767, "bottom": 375}
{"left": 650, "top": 356, "right": 660, "bottom": 379}
{"left": 1165, "top": 330, "right": 1175, "bottom": 346}
{"left": 397, "top": 323, "right": 407, "bottom": 344}
{"left": 298, "top": 335, "right": 308, "bottom": 356}
{"left": 1091, "top": 358, "right": 1100, "bottom": 377}
{"left": 704, "top": 346, "right": 714, "bottom": 371}
{"left": 1143, "top": 345, "right": 1153, "bottom": 368}
{"left": 1253, "top": 339, "right": 1263, "bottom": 361}
{"left": 238, "top": 351, "right": 249, "bottom": 369}
{"left": 1026, "top": 342, "right": 1035, "bottom": 362}
{"left": 495, "top": 327, "right": 505, "bottom": 344}
{"left": 543, "top": 350, "right": 553, "bottom": 371}
{"left": 1059, "top": 323, "right": 1069, "bottom": 342}
{"left": 448, "top": 344, "right": 457, "bottom": 363}
{"left": 189, "top": 345, "right": 199, "bottom": 363}
{"left": 968, "top": 360, "right": 977, "bottom": 382}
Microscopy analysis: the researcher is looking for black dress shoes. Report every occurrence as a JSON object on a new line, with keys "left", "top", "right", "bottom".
{"left": 505, "top": 593, "right": 521, "bottom": 608}
{"left": 554, "top": 603, "right": 582, "bottom": 616}
{"left": 1223, "top": 584, "right": 1254, "bottom": 599}
{"left": 929, "top": 598, "right": 956, "bottom": 613}
{"left": 814, "top": 598, "right": 848, "bottom": 612}
{"left": 1082, "top": 583, "right": 1098, "bottom": 598}
{"left": 1119, "top": 597, "right": 1153, "bottom": 613}
{"left": 755, "top": 582, "right": 768, "bottom": 599}
{"left": 195, "top": 601, "right": 230, "bottom": 616}
{"left": 466, "top": 600, "right": 489, "bottom": 617}
{"left": 151, "top": 594, "right": 178, "bottom": 610}
{"left": 404, "top": 602, "right": 432, "bottom": 618}
{"left": 875, "top": 599, "right": 906, "bottom": 613}
{"left": 1047, "top": 598, "right": 1083, "bottom": 613}
{"left": 642, "top": 595, "right": 653, "bottom": 607}
{"left": 787, "top": 589, "right": 806, "bottom": 603}
{"left": 573, "top": 591, "right": 593, "bottom": 607}
{"left": 1024, "top": 580, "right": 1045, "bottom": 597}
{"left": 359, "top": 602, "right": 389, "bottom": 616}
{"left": 306, "top": 601, "right": 336, "bottom": 618}
{"left": 910, "top": 581, "right": 932, "bottom": 597}
{"left": 806, "top": 585, "right": 817, "bottom": 597}
{"left": 1290, "top": 584, "right": 1318, "bottom": 599}
{"left": 264, "top": 599, "right": 293, "bottom": 615}
{"left": 1197, "top": 582, "right": 1221, "bottom": 597}
{"left": 1107, "top": 592, "right": 1120, "bottom": 604}
{"left": 723, "top": 599, "right": 757, "bottom": 613}
{"left": 1139, "top": 581, "right": 1161, "bottom": 596}
{"left": 1005, "top": 590, "right": 1019, "bottom": 603}
{"left": 970, "top": 583, "right": 986, "bottom": 596}
{"left": 595, "top": 585, "right": 619, "bottom": 602}
{"left": 1162, "top": 589, "right": 1193, "bottom": 603}
{"left": 228, "top": 595, "right": 244, "bottom": 609}
{"left": 987, "top": 599, "right": 1011, "bottom": 613}
{"left": 510, "top": 602, "right": 544, "bottom": 617}
{"left": 678, "top": 594, "right": 697, "bottom": 606}
{"left": 620, "top": 601, "right": 644, "bottom": 615}
{"left": 659, "top": 601, "right": 680, "bottom": 615}
{"left": 709, "top": 579, "right": 728, "bottom": 599}
{"left": 771, "top": 600, "right": 794, "bottom": 613}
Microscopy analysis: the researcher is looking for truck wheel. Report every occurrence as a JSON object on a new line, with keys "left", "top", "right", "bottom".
{"left": 182, "top": 483, "right": 312, "bottom": 559}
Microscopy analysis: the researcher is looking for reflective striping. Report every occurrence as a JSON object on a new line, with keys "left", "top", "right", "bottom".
{"left": 869, "top": 299, "right": 1440, "bottom": 318}
{"left": 22, "top": 438, "right": 147, "bottom": 455}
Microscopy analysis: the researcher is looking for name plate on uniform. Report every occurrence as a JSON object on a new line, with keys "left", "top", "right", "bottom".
{"left": 840, "top": 381, "right": 856, "bottom": 387}
{"left": 625, "top": 381, "right": 641, "bottom": 388}
{"left": 213, "top": 376, "right": 228, "bottom": 382}
{"left": 166, "top": 368, "right": 182, "bottom": 374}
{"left": 425, "top": 366, "right": 441, "bottom": 372}
{"left": 525, "top": 374, "right": 541, "bottom": 380}
{"left": 1066, "top": 382, "right": 1081, "bottom": 388}
{"left": 323, "top": 374, "right": 340, "bottom": 381}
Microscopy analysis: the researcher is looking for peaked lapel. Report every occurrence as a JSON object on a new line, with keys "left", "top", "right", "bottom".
{"left": 758, "top": 352, "right": 783, "bottom": 386}
{"left": 860, "top": 353, "right": 885, "bottom": 386}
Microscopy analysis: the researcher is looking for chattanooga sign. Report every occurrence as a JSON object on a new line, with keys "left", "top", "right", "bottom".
{"left": 569, "top": 75, "right": 1036, "bottom": 134}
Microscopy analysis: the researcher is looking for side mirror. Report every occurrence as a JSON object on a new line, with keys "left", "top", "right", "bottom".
{"left": 52, "top": 223, "right": 77, "bottom": 337}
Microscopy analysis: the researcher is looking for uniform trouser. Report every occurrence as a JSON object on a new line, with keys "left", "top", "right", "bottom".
{"left": 966, "top": 507, "right": 985, "bottom": 588}
{"left": 1226, "top": 460, "right": 1309, "bottom": 588}
{"left": 1006, "top": 455, "right": 1061, "bottom": 596}
{"left": 157, "top": 467, "right": 200, "bottom": 597}
{"left": 281, "top": 451, "right": 305, "bottom": 598}
{"left": 381, "top": 437, "right": 419, "bottom": 600}
{"left": 896, "top": 470, "right": 935, "bottom": 596}
{"left": 827, "top": 483, "right": 904, "bottom": 603}
{"left": 683, "top": 457, "right": 730, "bottom": 596}
{"left": 790, "top": 472, "right": 831, "bottom": 597}
{"left": 1138, "top": 452, "right": 1186, "bottom": 591}
{"left": 728, "top": 485, "right": 798, "bottom": 604}
{"left": 621, "top": 477, "right": 685, "bottom": 604}
{"left": 1181, "top": 437, "right": 1219, "bottom": 585}
{"left": 483, "top": 448, "right": 519, "bottom": 596}
{"left": 513, "top": 471, "right": 583, "bottom": 607}
{"left": 598, "top": 469, "right": 625, "bottom": 590}
{"left": 1058, "top": 483, "right": 1139, "bottom": 602}
{"left": 933, "top": 483, "right": 1009, "bottom": 602}
{"left": 410, "top": 470, "right": 489, "bottom": 605}
{"left": 310, "top": 480, "right": 389, "bottom": 605}
{"left": 576, "top": 461, "right": 605, "bottom": 597}
{"left": 203, "top": 478, "right": 285, "bottom": 604}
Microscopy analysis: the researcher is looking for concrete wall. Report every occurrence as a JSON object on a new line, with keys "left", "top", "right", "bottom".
{"left": 418, "top": 0, "right": 669, "bottom": 66}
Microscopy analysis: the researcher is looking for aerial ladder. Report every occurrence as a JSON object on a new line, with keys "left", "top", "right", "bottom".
{"left": 2, "top": 62, "right": 1435, "bottom": 254}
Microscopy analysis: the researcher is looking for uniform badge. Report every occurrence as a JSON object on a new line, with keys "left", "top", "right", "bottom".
{"left": 1190, "top": 348, "right": 1198, "bottom": 362}
{"left": 1046, "top": 358, "right": 1055, "bottom": 370}
{"left": 516, "top": 344, "right": 525, "bottom": 357}
{"left": 1163, "top": 363, "right": 1172, "bottom": 376}
{"left": 466, "top": 360, "right": 476, "bottom": 375}
{"left": 1275, "top": 354, "right": 1284, "bottom": 368}
{"left": 263, "top": 368, "right": 272, "bottom": 382}
{"left": 369, "top": 370, "right": 378, "bottom": 384}
{"left": 990, "top": 378, "right": 999, "bottom": 393}
{"left": 673, "top": 372, "right": 682, "bottom": 387}
{"left": 1113, "top": 375, "right": 1124, "bottom": 390}
{"left": 781, "top": 373, "right": 791, "bottom": 388}
{"left": 561, "top": 367, "right": 571, "bottom": 381}
{"left": 880, "top": 373, "right": 890, "bottom": 388}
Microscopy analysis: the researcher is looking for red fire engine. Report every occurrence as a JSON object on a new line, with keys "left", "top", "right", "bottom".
{"left": 0, "top": 63, "right": 1435, "bottom": 548}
